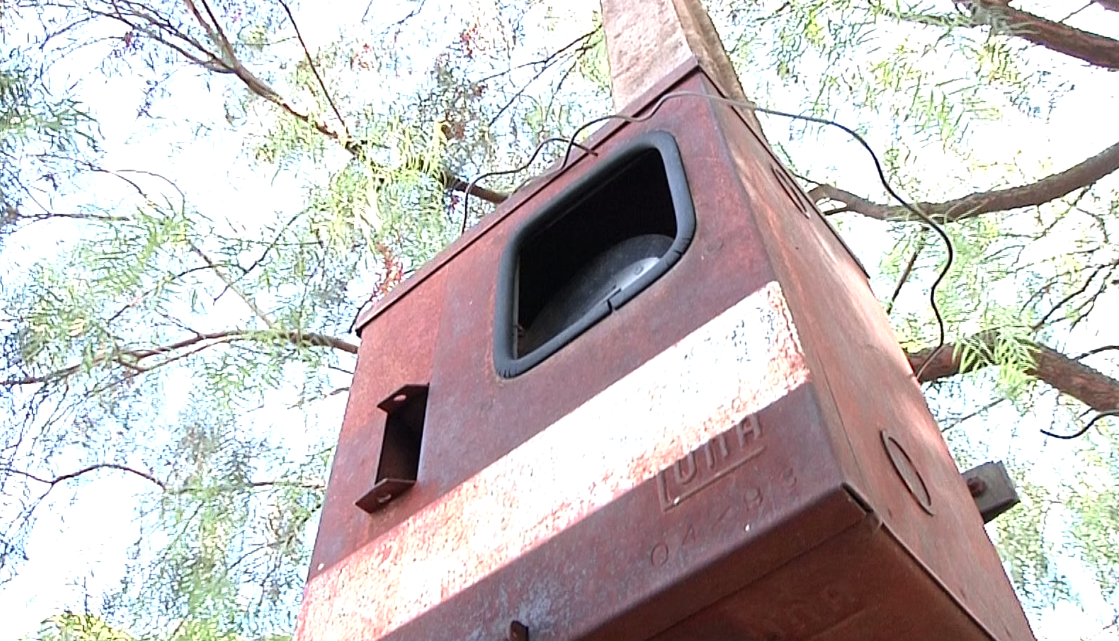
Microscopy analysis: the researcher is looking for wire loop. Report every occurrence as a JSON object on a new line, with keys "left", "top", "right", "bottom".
{"left": 459, "top": 91, "right": 954, "bottom": 371}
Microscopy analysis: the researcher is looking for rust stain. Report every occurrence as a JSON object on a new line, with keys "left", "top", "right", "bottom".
{"left": 296, "top": 282, "right": 809, "bottom": 641}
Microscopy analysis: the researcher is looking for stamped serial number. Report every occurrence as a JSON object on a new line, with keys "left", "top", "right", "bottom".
{"left": 657, "top": 413, "right": 765, "bottom": 511}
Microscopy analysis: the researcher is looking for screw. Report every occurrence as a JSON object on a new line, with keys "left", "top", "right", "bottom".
{"left": 966, "top": 476, "right": 987, "bottom": 497}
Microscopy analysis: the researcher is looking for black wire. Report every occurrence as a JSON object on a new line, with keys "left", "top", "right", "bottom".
{"left": 1041, "top": 409, "right": 1119, "bottom": 440}
{"left": 460, "top": 137, "right": 596, "bottom": 234}
{"left": 559, "top": 91, "right": 953, "bottom": 373}
{"left": 460, "top": 91, "right": 955, "bottom": 373}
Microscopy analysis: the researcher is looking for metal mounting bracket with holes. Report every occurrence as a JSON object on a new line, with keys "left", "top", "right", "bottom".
{"left": 355, "top": 384, "right": 429, "bottom": 514}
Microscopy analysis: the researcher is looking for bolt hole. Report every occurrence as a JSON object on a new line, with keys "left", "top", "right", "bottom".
{"left": 508, "top": 621, "right": 529, "bottom": 641}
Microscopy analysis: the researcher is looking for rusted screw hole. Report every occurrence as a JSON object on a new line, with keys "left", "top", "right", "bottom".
{"left": 508, "top": 620, "right": 529, "bottom": 641}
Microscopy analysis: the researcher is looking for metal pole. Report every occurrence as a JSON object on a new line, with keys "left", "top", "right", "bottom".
{"left": 600, "top": 0, "right": 767, "bottom": 138}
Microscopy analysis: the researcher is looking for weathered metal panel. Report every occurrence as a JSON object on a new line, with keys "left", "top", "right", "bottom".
{"left": 707, "top": 88, "right": 1036, "bottom": 641}
{"left": 651, "top": 517, "right": 990, "bottom": 640}
{"left": 420, "top": 88, "right": 778, "bottom": 498}
{"left": 297, "top": 63, "right": 1035, "bottom": 641}
{"left": 299, "top": 283, "right": 853, "bottom": 641}
{"left": 306, "top": 268, "right": 448, "bottom": 580}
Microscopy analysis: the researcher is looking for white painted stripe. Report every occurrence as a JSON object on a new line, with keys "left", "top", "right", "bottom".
{"left": 296, "top": 282, "right": 809, "bottom": 641}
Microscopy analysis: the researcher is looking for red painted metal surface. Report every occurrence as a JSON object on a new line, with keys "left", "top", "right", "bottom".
{"left": 295, "top": 61, "right": 1035, "bottom": 641}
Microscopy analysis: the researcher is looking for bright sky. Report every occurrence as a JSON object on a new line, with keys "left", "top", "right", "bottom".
{"left": 3, "top": 1, "right": 1118, "bottom": 639}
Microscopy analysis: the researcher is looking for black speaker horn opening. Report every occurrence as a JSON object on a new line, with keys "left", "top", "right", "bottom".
{"left": 494, "top": 132, "right": 696, "bottom": 378}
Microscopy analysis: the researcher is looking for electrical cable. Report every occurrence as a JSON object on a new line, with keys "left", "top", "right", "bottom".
{"left": 460, "top": 91, "right": 955, "bottom": 374}
{"left": 460, "top": 137, "right": 595, "bottom": 234}
{"left": 1041, "top": 409, "right": 1119, "bottom": 440}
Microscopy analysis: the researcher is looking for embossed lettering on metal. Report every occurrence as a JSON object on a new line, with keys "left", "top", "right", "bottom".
{"left": 657, "top": 413, "right": 765, "bottom": 511}
{"left": 296, "top": 282, "right": 809, "bottom": 641}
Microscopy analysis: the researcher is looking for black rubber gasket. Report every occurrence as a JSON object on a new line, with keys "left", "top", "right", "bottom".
{"left": 494, "top": 131, "right": 696, "bottom": 378}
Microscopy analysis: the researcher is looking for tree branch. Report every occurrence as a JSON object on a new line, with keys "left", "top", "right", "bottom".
{"left": 95, "top": 1, "right": 229, "bottom": 71}
{"left": 907, "top": 333, "right": 1119, "bottom": 412}
{"left": 940, "top": 396, "right": 1008, "bottom": 432}
{"left": 105, "top": 0, "right": 509, "bottom": 204}
{"left": 187, "top": 242, "right": 275, "bottom": 327}
{"left": 1075, "top": 345, "right": 1119, "bottom": 360}
{"left": 1, "top": 463, "right": 166, "bottom": 490}
{"left": 277, "top": 0, "right": 351, "bottom": 142}
{"left": 197, "top": 0, "right": 236, "bottom": 62}
{"left": 2, "top": 329, "right": 358, "bottom": 387}
{"left": 3, "top": 204, "right": 128, "bottom": 224}
{"left": 1031, "top": 261, "right": 1116, "bottom": 331}
{"left": 442, "top": 170, "right": 508, "bottom": 204}
{"left": 1, "top": 464, "right": 325, "bottom": 494}
{"left": 954, "top": 0, "right": 1119, "bottom": 70}
{"left": 886, "top": 232, "right": 925, "bottom": 314}
{"left": 486, "top": 28, "right": 600, "bottom": 129}
{"left": 810, "top": 138, "right": 1119, "bottom": 222}
{"left": 244, "top": 478, "right": 326, "bottom": 490}
{"left": 275, "top": 330, "right": 359, "bottom": 354}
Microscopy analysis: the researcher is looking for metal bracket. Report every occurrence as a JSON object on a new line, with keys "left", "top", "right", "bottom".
{"left": 962, "top": 461, "right": 1019, "bottom": 524}
{"left": 356, "top": 384, "right": 429, "bottom": 514}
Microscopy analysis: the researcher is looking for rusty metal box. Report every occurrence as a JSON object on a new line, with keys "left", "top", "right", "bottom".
{"left": 295, "top": 61, "right": 1035, "bottom": 641}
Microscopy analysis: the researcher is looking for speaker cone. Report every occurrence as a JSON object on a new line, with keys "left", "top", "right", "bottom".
{"left": 520, "top": 233, "right": 674, "bottom": 355}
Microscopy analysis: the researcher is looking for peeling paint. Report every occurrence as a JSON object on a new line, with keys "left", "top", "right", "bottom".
{"left": 295, "top": 281, "right": 808, "bottom": 641}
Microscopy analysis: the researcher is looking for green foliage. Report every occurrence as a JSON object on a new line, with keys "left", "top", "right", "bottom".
{"left": 1068, "top": 424, "right": 1119, "bottom": 601}
{"left": 106, "top": 405, "right": 325, "bottom": 641}
{"left": 994, "top": 473, "right": 1074, "bottom": 609}
{"left": 0, "top": 55, "right": 98, "bottom": 238}
{"left": 572, "top": 14, "right": 610, "bottom": 95}
{"left": 27, "top": 613, "right": 133, "bottom": 641}
{"left": 2, "top": 2, "right": 609, "bottom": 636}
{"left": 3, "top": 0, "right": 1119, "bottom": 638}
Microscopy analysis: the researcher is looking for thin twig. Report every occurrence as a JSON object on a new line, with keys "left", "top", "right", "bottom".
{"left": 1074, "top": 345, "right": 1119, "bottom": 360}
{"left": 486, "top": 29, "right": 599, "bottom": 128}
{"left": 278, "top": 0, "right": 351, "bottom": 141}
{"left": 188, "top": 241, "right": 275, "bottom": 327}
{"left": 886, "top": 232, "right": 926, "bottom": 315}
{"left": 475, "top": 27, "right": 600, "bottom": 86}
{"left": 940, "top": 397, "right": 1007, "bottom": 432}
{"left": 1032, "top": 264, "right": 1108, "bottom": 330}
{"left": 373, "top": 0, "right": 427, "bottom": 28}
{"left": 3, "top": 463, "right": 167, "bottom": 490}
